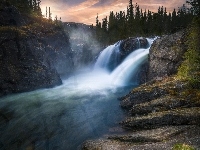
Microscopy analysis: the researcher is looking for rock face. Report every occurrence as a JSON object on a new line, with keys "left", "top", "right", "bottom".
{"left": 0, "top": 2, "right": 73, "bottom": 96}
{"left": 0, "top": 28, "right": 62, "bottom": 96}
{"left": 119, "top": 37, "right": 149, "bottom": 61}
{"left": 41, "top": 28, "right": 73, "bottom": 77}
{"left": 148, "top": 31, "right": 187, "bottom": 81}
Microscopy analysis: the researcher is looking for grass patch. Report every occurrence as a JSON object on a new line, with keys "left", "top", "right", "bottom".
{"left": 173, "top": 143, "right": 195, "bottom": 150}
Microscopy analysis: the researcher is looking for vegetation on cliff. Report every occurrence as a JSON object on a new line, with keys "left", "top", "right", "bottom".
{"left": 178, "top": 18, "right": 200, "bottom": 87}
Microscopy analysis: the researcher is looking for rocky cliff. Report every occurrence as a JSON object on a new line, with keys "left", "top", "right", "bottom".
{"left": 0, "top": 2, "right": 73, "bottom": 96}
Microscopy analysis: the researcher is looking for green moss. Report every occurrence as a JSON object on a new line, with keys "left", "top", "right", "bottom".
{"left": 172, "top": 143, "right": 195, "bottom": 150}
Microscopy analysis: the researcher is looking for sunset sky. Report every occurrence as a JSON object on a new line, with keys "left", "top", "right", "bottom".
{"left": 40, "top": 0, "right": 186, "bottom": 25}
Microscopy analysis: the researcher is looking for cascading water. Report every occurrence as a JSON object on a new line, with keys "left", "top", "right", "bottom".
{"left": 0, "top": 37, "right": 155, "bottom": 150}
{"left": 94, "top": 41, "right": 121, "bottom": 71}
{"left": 93, "top": 37, "right": 155, "bottom": 86}
{"left": 110, "top": 48, "right": 149, "bottom": 86}
{"left": 109, "top": 38, "right": 155, "bottom": 85}
{"left": 137, "top": 37, "right": 141, "bottom": 48}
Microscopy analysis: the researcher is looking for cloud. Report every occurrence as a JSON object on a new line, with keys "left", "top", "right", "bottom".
{"left": 40, "top": 0, "right": 186, "bottom": 25}
{"left": 92, "top": 0, "right": 116, "bottom": 7}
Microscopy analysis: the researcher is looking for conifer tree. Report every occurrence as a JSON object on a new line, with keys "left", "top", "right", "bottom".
{"left": 127, "top": 0, "right": 134, "bottom": 36}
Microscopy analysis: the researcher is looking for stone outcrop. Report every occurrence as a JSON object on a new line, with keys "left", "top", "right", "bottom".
{"left": 148, "top": 31, "right": 187, "bottom": 81}
{"left": 0, "top": 2, "right": 73, "bottom": 96}
{"left": 119, "top": 37, "right": 149, "bottom": 61}
{"left": 0, "top": 28, "right": 63, "bottom": 96}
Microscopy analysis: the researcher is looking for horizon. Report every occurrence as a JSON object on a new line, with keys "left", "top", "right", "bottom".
{"left": 40, "top": 0, "right": 187, "bottom": 25}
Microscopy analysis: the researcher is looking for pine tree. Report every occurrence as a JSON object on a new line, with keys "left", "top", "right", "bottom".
{"left": 102, "top": 16, "right": 108, "bottom": 32}
{"left": 172, "top": 9, "right": 177, "bottom": 32}
{"left": 96, "top": 14, "right": 99, "bottom": 27}
{"left": 49, "top": 7, "right": 52, "bottom": 20}
{"left": 128, "top": 0, "right": 134, "bottom": 20}
{"left": 127, "top": 0, "right": 134, "bottom": 36}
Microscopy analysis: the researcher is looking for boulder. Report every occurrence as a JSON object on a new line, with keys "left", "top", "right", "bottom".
{"left": 148, "top": 31, "right": 187, "bottom": 81}
{"left": 119, "top": 37, "right": 149, "bottom": 61}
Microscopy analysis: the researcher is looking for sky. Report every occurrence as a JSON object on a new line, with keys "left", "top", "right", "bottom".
{"left": 40, "top": 0, "right": 186, "bottom": 25}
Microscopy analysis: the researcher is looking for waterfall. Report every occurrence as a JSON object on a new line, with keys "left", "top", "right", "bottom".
{"left": 94, "top": 42, "right": 121, "bottom": 71}
{"left": 93, "top": 37, "right": 155, "bottom": 87}
{"left": 137, "top": 37, "right": 141, "bottom": 48}
{"left": 110, "top": 48, "right": 149, "bottom": 86}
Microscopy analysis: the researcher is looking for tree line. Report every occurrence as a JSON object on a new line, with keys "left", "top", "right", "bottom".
{"left": 5, "top": 0, "right": 42, "bottom": 16}
{"left": 95, "top": 0, "right": 199, "bottom": 45}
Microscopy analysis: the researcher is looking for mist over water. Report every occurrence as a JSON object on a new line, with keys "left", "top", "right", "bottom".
{"left": 0, "top": 37, "right": 155, "bottom": 150}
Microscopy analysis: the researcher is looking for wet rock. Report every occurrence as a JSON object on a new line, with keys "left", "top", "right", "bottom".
{"left": 119, "top": 37, "right": 149, "bottom": 61}
{"left": 120, "top": 37, "right": 149, "bottom": 53}
{"left": 130, "top": 95, "right": 200, "bottom": 116}
{"left": 119, "top": 87, "right": 168, "bottom": 109}
{"left": 41, "top": 28, "right": 73, "bottom": 77}
{"left": 0, "top": 30, "right": 62, "bottom": 96}
{"left": 121, "top": 107, "right": 200, "bottom": 130}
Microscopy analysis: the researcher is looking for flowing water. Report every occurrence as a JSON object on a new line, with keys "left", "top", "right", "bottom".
{"left": 0, "top": 38, "right": 155, "bottom": 150}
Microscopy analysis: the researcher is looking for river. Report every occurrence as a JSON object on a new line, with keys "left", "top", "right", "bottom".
{"left": 0, "top": 69, "right": 135, "bottom": 150}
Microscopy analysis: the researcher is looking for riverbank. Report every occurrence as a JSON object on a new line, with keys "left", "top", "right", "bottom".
{"left": 82, "top": 76, "right": 200, "bottom": 149}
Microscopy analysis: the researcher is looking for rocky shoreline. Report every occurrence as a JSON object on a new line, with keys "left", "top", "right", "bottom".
{"left": 82, "top": 31, "right": 200, "bottom": 150}
{"left": 82, "top": 77, "right": 200, "bottom": 150}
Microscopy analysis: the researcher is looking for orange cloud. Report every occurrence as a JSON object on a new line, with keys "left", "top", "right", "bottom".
{"left": 40, "top": 0, "right": 186, "bottom": 25}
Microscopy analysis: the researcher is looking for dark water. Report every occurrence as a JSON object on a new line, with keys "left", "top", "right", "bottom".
{"left": 0, "top": 70, "right": 136, "bottom": 150}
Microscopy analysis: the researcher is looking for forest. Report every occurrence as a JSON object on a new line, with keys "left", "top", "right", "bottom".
{"left": 95, "top": 0, "right": 199, "bottom": 44}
